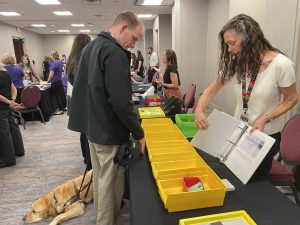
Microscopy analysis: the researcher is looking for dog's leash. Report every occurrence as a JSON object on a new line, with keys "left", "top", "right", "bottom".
{"left": 61, "top": 167, "right": 93, "bottom": 210}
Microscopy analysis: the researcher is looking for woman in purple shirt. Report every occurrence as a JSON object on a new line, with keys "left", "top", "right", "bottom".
{"left": 1, "top": 53, "right": 25, "bottom": 103}
{"left": 47, "top": 51, "right": 66, "bottom": 115}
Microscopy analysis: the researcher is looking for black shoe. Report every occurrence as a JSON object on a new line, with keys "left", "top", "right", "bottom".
{"left": 0, "top": 162, "right": 15, "bottom": 168}
{"left": 16, "top": 153, "right": 24, "bottom": 157}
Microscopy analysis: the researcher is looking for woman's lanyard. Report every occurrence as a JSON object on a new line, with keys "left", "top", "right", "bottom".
{"left": 240, "top": 74, "right": 257, "bottom": 122}
{"left": 240, "top": 52, "right": 265, "bottom": 123}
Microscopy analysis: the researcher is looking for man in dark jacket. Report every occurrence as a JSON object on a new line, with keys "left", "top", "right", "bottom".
{"left": 68, "top": 11, "right": 145, "bottom": 225}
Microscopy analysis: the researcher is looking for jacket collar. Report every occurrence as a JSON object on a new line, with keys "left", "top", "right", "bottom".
{"left": 98, "top": 31, "right": 131, "bottom": 60}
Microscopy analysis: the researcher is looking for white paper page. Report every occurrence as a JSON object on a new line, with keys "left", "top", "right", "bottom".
{"left": 223, "top": 127, "right": 275, "bottom": 184}
{"left": 191, "top": 109, "right": 241, "bottom": 157}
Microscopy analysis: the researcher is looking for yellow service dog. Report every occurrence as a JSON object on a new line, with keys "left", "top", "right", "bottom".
{"left": 23, "top": 170, "right": 93, "bottom": 225}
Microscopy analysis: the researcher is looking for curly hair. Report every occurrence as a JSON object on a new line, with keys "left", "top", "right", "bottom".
{"left": 218, "top": 14, "right": 281, "bottom": 83}
{"left": 1, "top": 53, "right": 16, "bottom": 65}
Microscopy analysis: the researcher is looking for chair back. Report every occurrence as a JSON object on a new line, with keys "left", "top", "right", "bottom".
{"left": 183, "top": 84, "right": 196, "bottom": 112}
{"left": 21, "top": 86, "right": 41, "bottom": 108}
{"left": 280, "top": 114, "right": 300, "bottom": 165}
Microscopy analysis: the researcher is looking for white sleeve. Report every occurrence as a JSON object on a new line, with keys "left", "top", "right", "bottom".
{"left": 277, "top": 58, "right": 296, "bottom": 87}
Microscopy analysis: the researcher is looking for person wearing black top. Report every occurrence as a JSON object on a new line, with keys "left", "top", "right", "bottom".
{"left": 136, "top": 50, "right": 144, "bottom": 77}
{"left": 154, "top": 49, "right": 183, "bottom": 99}
{"left": 0, "top": 67, "right": 25, "bottom": 168}
{"left": 66, "top": 33, "right": 92, "bottom": 170}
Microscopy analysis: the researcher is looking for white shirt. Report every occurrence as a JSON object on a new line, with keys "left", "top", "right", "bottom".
{"left": 230, "top": 53, "right": 296, "bottom": 135}
{"left": 149, "top": 51, "right": 159, "bottom": 68}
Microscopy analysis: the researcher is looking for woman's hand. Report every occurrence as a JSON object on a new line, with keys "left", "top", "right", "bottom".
{"left": 250, "top": 115, "right": 268, "bottom": 132}
{"left": 9, "top": 101, "right": 23, "bottom": 110}
{"left": 195, "top": 111, "right": 209, "bottom": 130}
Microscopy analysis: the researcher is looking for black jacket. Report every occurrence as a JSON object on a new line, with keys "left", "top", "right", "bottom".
{"left": 68, "top": 32, "right": 144, "bottom": 145}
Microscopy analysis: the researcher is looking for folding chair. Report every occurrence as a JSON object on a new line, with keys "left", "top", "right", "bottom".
{"left": 13, "top": 86, "right": 45, "bottom": 129}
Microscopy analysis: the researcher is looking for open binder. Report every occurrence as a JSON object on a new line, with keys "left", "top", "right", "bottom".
{"left": 191, "top": 109, "right": 275, "bottom": 184}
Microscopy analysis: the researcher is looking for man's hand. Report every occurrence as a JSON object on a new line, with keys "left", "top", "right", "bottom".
{"left": 137, "top": 137, "right": 146, "bottom": 155}
{"left": 9, "top": 101, "right": 24, "bottom": 110}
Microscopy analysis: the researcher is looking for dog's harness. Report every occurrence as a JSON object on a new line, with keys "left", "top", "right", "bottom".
{"left": 54, "top": 168, "right": 93, "bottom": 211}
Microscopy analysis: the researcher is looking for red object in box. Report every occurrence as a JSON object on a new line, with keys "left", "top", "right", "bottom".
{"left": 183, "top": 177, "right": 204, "bottom": 192}
{"left": 145, "top": 95, "right": 161, "bottom": 107}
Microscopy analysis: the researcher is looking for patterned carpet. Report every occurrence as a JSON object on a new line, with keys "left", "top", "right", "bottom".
{"left": 0, "top": 113, "right": 130, "bottom": 225}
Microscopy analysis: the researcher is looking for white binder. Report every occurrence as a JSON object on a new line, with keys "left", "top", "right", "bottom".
{"left": 191, "top": 109, "right": 275, "bottom": 184}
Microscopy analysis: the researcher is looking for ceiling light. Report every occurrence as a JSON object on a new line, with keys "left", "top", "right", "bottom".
{"left": 0, "top": 12, "right": 21, "bottom": 16}
{"left": 50, "top": 24, "right": 55, "bottom": 26}
{"left": 137, "top": 14, "right": 152, "bottom": 18}
{"left": 53, "top": 11, "right": 72, "bottom": 16}
{"left": 57, "top": 30, "right": 70, "bottom": 32}
{"left": 142, "top": 0, "right": 163, "bottom": 5}
{"left": 71, "top": 24, "right": 85, "bottom": 27}
{"left": 31, "top": 24, "right": 47, "bottom": 27}
{"left": 80, "top": 30, "right": 91, "bottom": 32}
{"left": 35, "top": 0, "right": 61, "bottom": 5}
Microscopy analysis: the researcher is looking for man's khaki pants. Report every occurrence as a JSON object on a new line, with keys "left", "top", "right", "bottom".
{"left": 89, "top": 142, "right": 124, "bottom": 225}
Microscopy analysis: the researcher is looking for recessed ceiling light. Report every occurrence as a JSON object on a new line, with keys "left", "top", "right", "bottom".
{"left": 80, "top": 30, "right": 91, "bottom": 32}
{"left": 57, "top": 30, "right": 70, "bottom": 32}
{"left": 50, "top": 24, "right": 55, "bottom": 26}
{"left": 0, "top": 12, "right": 21, "bottom": 16}
{"left": 31, "top": 24, "right": 47, "bottom": 27}
{"left": 137, "top": 14, "right": 152, "bottom": 18}
{"left": 71, "top": 24, "right": 85, "bottom": 27}
{"left": 53, "top": 11, "right": 72, "bottom": 16}
{"left": 142, "top": 0, "right": 163, "bottom": 5}
{"left": 35, "top": 0, "right": 61, "bottom": 5}
{"left": 51, "top": 31, "right": 55, "bottom": 32}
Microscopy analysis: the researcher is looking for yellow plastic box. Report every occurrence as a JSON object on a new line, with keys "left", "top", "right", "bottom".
{"left": 143, "top": 124, "right": 180, "bottom": 134}
{"left": 138, "top": 107, "right": 165, "bottom": 119}
{"left": 147, "top": 143, "right": 197, "bottom": 161}
{"left": 156, "top": 168, "right": 226, "bottom": 212}
{"left": 179, "top": 210, "right": 257, "bottom": 225}
{"left": 146, "top": 140, "right": 190, "bottom": 150}
{"left": 146, "top": 131, "right": 186, "bottom": 142}
{"left": 148, "top": 147, "right": 198, "bottom": 162}
{"left": 141, "top": 117, "right": 173, "bottom": 126}
{"left": 151, "top": 156, "right": 207, "bottom": 179}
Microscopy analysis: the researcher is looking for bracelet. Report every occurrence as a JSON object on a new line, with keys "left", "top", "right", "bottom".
{"left": 264, "top": 114, "right": 273, "bottom": 122}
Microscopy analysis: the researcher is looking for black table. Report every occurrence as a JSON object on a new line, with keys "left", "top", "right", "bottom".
{"left": 129, "top": 148, "right": 300, "bottom": 225}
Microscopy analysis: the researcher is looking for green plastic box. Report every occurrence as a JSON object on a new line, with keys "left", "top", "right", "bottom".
{"left": 175, "top": 114, "right": 198, "bottom": 138}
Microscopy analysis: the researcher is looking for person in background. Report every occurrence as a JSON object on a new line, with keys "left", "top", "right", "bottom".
{"left": 47, "top": 51, "right": 66, "bottom": 115}
{"left": 194, "top": 14, "right": 298, "bottom": 180}
{"left": 136, "top": 50, "right": 144, "bottom": 77}
{"left": 66, "top": 33, "right": 92, "bottom": 170}
{"left": 154, "top": 49, "right": 183, "bottom": 99}
{"left": 68, "top": 11, "right": 145, "bottom": 225}
{"left": 61, "top": 54, "right": 68, "bottom": 74}
{"left": 147, "top": 47, "right": 159, "bottom": 84}
{"left": 0, "top": 66, "right": 25, "bottom": 168}
{"left": 130, "top": 52, "right": 137, "bottom": 71}
{"left": 19, "top": 55, "right": 42, "bottom": 83}
{"left": 42, "top": 56, "right": 50, "bottom": 81}
{"left": 1, "top": 53, "right": 24, "bottom": 103}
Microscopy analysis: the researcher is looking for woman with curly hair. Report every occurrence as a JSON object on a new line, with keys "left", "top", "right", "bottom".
{"left": 194, "top": 14, "right": 298, "bottom": 179}
{"left": 1, "top": 53, "right": 24, "bottom": 103}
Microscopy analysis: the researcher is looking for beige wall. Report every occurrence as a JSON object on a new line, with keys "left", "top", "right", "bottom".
{"left": 172, "top": 0, "right": 209, "bottom": 95}
{"left": 0, "top": 22, "right": 44, "bottom": 77}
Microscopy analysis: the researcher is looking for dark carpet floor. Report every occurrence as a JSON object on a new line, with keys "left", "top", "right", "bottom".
{"left": 0, "top": 113, "right": 129, "bottom": 225}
